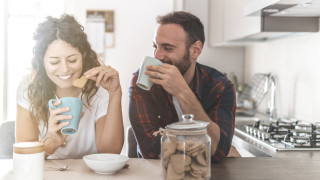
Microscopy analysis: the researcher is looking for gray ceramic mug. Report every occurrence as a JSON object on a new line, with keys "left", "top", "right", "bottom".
{"left": 136, "top": 56, "right": 163, "bottom": 90}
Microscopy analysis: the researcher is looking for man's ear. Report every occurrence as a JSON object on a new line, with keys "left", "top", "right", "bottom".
{"left": 190, "top": 40, "right": 203, "bottom": 61}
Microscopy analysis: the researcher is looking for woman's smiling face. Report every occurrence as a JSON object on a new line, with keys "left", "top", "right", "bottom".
{"left": 43, "top": 39, "right": 83, "bottom": 90}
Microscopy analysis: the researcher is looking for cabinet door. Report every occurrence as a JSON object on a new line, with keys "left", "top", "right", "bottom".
{"left": 224, "top": 0, "right": 260, "bottom": 41}
{"left": 209, "top": 0, "right": 261, "bottom": 46}
{"left": 208, "top": 0, "right": 225, "bottom": 46}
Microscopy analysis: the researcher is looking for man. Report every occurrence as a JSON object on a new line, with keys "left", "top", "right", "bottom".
{"left": 129, "top": 11, "right": 237, "bottom": 162}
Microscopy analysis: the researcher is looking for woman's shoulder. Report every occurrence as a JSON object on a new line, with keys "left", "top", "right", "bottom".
{"left": 17, "top": 76, "right": 32, "bottom": 90}
{"left": 16, "top": 76, "right": 32, "bottom": 109}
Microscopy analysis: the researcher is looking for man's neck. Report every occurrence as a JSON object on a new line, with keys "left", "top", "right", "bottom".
{"left": 183, "top": 62, "right": 196, "bottom": 85}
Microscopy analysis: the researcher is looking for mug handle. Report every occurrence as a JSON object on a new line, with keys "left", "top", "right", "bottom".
{"left": 48, "top": 99, "right": 58, "bottom": 109}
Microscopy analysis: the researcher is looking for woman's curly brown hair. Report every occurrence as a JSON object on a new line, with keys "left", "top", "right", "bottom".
{"left": 28, "top": 14, "right": 100, "bottom": 131}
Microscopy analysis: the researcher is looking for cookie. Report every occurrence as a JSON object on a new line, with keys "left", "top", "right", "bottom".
{"left": 176, "top": 140, "right": 194, "bottom": 152}
{"left": 162, "top": 138, "right": 176, "bottom": 158}
{"left": 196, "top": 152, "right": 207, "bottom": 166}
{"left": 170, "top": 154, "right": 185, "bottom": 174}
{"left": 185, "top": 165, "right": 191, "bottom": 171}
{"left": 185, "top": 174, "right": 204, "bottom": 180}
{"left": 187, "top": 142, "right": 202, "bottom": 152}
{"left": 184, "top": 155, "right": 192, "bottom": 166}
{"left": 190, "top": 169, "right": 202, "bottom": 178}
{"left": 191, "top": 161, "right": 208, "bottom": 174}
{"left": 166, "top": 161, "right": 184, "bottom": 180}
{"left": 187, "top": 144, "right": 204, "bottom": 156}
{"left": 72, "top": 75, "right": 88, "bottom": 88}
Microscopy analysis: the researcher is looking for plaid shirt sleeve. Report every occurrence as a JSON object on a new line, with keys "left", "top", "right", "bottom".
{"left": 209, "top": 79, "right": 236, "bottom": 162}
{"left": 128, "top": 72, "right": 162, "bottom": 159}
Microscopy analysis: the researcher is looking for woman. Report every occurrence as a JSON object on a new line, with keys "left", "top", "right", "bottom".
{"left": 16, "top": 14, "right": 124, "bottom": 159}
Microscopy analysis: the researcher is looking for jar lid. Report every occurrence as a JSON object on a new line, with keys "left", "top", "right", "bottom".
{"left": 14, "top": 142, "right": 44, "bottom": 154}
{"left": 166, "top": 114, "right": 209, "bottom": 130}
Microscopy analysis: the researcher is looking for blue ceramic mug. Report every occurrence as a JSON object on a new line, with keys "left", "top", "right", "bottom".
{"left": 48, "top": 97, "right": 83, "bottom": 135}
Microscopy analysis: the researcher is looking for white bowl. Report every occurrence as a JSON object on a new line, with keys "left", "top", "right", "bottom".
{"left": 83, "top": 153, "right": 129, "bottom": 175}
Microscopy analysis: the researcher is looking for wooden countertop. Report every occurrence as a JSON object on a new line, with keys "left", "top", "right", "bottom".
{"left": 0, "top": 158, "right": 161, "bottom": 180}
{"left": 1, "top": 157, "right": 320, "bottom": 180}
{"left": 212, "top": 157, "right": 320, "bottom": 180}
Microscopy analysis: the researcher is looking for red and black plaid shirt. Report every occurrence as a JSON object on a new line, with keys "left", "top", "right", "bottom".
{"left": 129, "top": 62, "right": 236, "bottom": 162}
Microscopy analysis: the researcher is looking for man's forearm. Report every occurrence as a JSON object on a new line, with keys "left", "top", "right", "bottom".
{"left": 176, "top": 88, "right": 220, "bottom": 155}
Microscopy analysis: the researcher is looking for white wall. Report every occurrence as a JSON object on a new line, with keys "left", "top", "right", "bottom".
{"left": 0, "top": 0, "right": 6, "bottom": 122}
{"left": 245, "top": 33, "right": 320, "bottom": 124}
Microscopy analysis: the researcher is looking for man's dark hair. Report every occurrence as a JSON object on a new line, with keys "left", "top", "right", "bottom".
{"left": 156, "top": 11, "right": 205, "bottom": 48}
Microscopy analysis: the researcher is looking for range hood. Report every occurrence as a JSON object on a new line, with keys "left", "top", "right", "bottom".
{"left": 233, "top": 0, "right": 320, "bottom": 42}
{"left": 245, "top": 0, "right": 320, "bottom": 17}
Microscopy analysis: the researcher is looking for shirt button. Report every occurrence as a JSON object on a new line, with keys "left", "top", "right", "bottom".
{"left": 157, "top": 115, "right": 161, "bottom": 119}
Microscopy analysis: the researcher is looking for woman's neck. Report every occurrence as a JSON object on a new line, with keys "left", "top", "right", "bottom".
{"left": 55, "top": 87, "right": 80, "bottom": 98}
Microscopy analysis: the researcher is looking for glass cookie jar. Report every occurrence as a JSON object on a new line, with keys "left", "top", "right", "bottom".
{"left": 160, "top": 114, "right": 211, "bottom": 180}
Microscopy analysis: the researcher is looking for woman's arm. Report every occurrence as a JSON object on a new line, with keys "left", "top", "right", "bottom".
{"left": 16, "top": 102, "right": 71, "bottom": 159}
{"left": 95, "top": 91, "right": 124, "bottom": 154}
{"left": 84, "top": 65, "right": 124, "bottom": 154}
{"left": 16, "top": 105, "right": 39, "bottom": 142}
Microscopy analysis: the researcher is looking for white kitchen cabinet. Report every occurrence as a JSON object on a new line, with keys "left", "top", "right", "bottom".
{"left": 224, "top": 0, "right": 260, "bottom": 41}
{"left": 208, "top": 0, "right": 225, "bottom": 46}
{"left": 209, "top": 0, "right": 260, "bottom": 46}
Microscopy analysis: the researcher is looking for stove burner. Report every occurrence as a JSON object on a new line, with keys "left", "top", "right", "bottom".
{"left": 294, "top": 121, "right": 313, "bottom": 130}
{"left": 289, "top": 136, "right": 309, "bottom": 144}
{"left": 270, "top": 133, "right": 286, "bottom": 141}
{"left": 291, "top": 129, "right": 311, "bottom": 137}
{"left": 243, "top": 118, "right": 320, "bottom": 148}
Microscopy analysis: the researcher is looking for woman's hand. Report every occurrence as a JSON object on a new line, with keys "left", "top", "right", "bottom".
{"left": 48, "top": 100, "right": 70, "bottom": 147}
{"left": 84, "top": 65, "right": 121, "bottom": 95}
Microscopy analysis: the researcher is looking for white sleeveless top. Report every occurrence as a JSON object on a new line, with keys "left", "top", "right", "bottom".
{"left": 16, "top": 79, "right": 109, "bottom": 159}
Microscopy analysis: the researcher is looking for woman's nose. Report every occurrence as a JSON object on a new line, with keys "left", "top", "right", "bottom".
{"left": 59, "top": 61, "right": 70, "bottom": 72}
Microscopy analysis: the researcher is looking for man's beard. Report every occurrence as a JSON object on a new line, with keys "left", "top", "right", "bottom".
{"left": 162, "top": 49, "right": 191, "bottom": 75}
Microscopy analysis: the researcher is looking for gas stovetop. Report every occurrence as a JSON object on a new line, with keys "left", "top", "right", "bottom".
{"left": 236, "top": 118, "right": 320, "bottom": 151}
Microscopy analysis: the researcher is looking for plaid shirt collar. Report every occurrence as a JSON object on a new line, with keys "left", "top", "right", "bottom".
{"left": 193, "top": 63, "right": 202, "bottom": 100}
